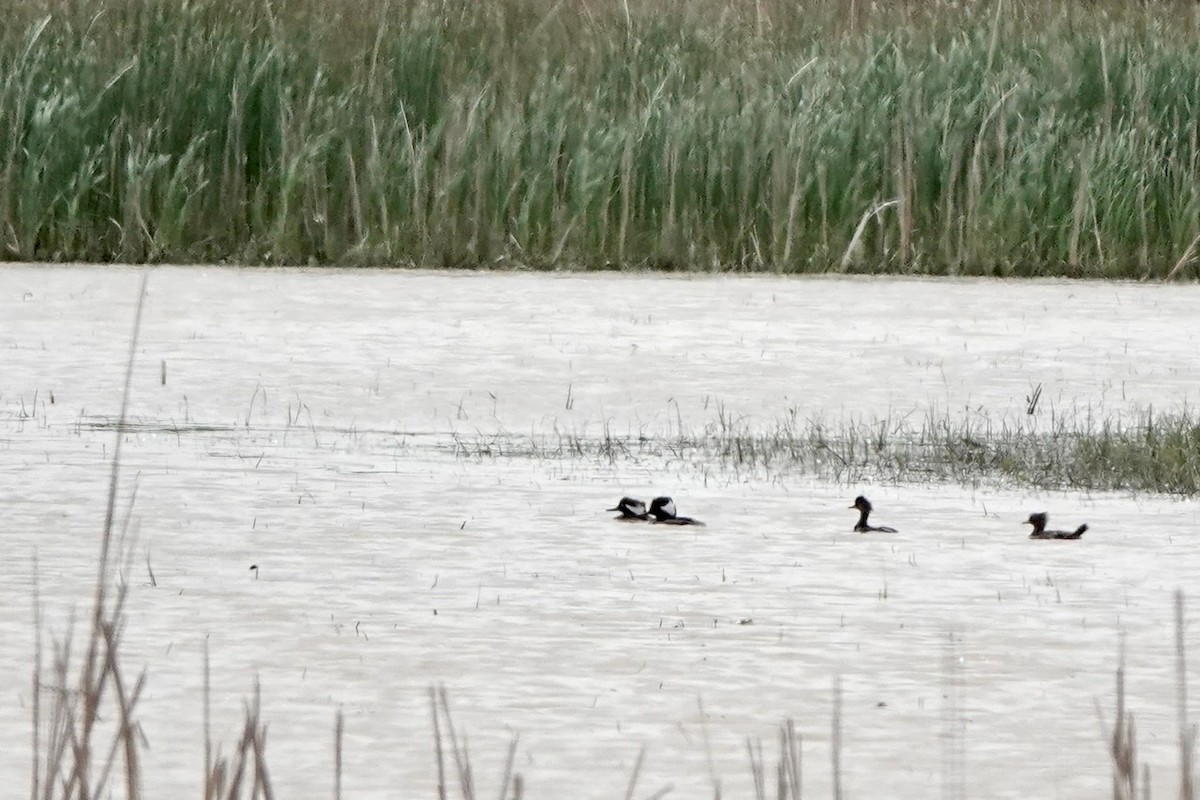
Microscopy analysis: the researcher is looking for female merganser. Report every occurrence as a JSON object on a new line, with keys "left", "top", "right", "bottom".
{"left": 649, "top": 496, "right": 705, "bottom": 526}
{"left": 850, "top": 496, "right": 897, "bottom": 533}
{"left": 608, "top": 497, "right": 650, "bottom": 521}
{"left": 1025, "top": 512, "right": 1087, "bottom": 540}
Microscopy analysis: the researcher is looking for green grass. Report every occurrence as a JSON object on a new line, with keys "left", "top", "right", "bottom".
{"left": 450, "top": 404, "right": 1200, "bottom": 495}
{"left": 3, "top": 0, "right": 1200, "bottom": 273}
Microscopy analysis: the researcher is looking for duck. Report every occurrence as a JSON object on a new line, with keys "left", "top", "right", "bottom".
{"left": 850, "top": 495, "right": 897, "bottom": 533}
{"left": 649, "top": 496, "right": 705, "bottom": 526}
{"left": 1025, "top": 512, "right": 1087, "bottom": 540}
{"left": 608, "top": 496, "right": 650, "bottom": 521}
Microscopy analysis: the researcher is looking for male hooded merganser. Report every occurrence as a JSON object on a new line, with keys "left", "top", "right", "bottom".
{"left": 649, "top": 496, "right": 705, "bottom": 526}
{"left": 608, "top": 496, "right": 650, "bottom": 521}
{"left": 1024, "top": 512, "right": 1087, "bottom": 540}
{"left": 849, "top": 496, "right": 897, "bottom": 533}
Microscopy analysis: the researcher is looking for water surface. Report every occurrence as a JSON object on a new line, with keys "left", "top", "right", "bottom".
{"left": 2, "top": 266, "right": 1199, "bottom": 799}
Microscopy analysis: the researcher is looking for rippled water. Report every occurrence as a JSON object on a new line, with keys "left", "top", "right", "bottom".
{"left": 3, "top": 265, "right": 1200, "bottom": 799}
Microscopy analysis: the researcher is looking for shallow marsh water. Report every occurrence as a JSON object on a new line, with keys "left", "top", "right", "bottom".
{"left": 2, "top": 266, "right": 1200, "bottom": 798}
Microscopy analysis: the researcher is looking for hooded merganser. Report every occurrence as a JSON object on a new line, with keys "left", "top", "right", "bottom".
{"left": 850, "top": 496, "right": 897, "bottom": 533}
{"left": 649, "top": 496, "right": 705, "bottom": 526}
{"left": 608, "top": 496, "right": 650, "bottom": 521}
{"left": 1025, "top": 512, "right": 1087, "bottom": 540}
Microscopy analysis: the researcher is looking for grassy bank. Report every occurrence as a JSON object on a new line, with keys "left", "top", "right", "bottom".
{"left": 3, "top": 0, "right": 1200, "bottom": 273}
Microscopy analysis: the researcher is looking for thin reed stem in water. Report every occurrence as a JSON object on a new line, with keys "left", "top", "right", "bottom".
{"left": 78, "top": 274, "right": 148, "bottom": 793}
{"left": 697, "top": 696, "right": 722, "bottom": 799}
{"left": 1177, "top": 591, "right": 1195, "bottom": 800}
{"left": 1107, "top": 642, "right": 1138, "bottom": 800}
{"left": 623, "top": 744, "right": 645, "bottom": 800}
{"left": 497, "top": 735, "right": 518, "bottom": 800}
{"left": 832, "top": 677, "right": 843, "bottom": 800}
{"left": 335, "top": 707, "right": 344, "bottom": 800}
{"left": 430, "top": 686, "right": 447, "bottom": 800}
{"left": 746, "top": 736, "right": 765, "bottom": 800}
{"left": 31, "top": 551, "right": 41, "bottom": 800}
{"left": 779, "top": 719, "right": 802, "bottom": 800}
{"left": 204, "top": 638, "right": 212, "bottom": 800}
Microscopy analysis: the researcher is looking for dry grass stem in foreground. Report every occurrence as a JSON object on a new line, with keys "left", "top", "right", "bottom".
{"left": 1177, "top": 592, "right": 1196, "bottom": 800}
{"left": 30, "top": 276, "right": 149, "bottom": 800}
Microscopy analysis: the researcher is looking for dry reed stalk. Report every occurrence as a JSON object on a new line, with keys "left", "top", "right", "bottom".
{"left": 439, "top": 686, "right": 476, "bottom": 800}
{"left": 251, "top": 680, "right": 277, "bottom": 800}
{"left": 204, "top": 639, "right": 213, "bottom": 800}
{"left": 746, "top": 736, "right": 765, "bottom": 800}
{"left": 779, "top": 719, "right": 801, "bottom": 800}
{"left": 831, "top": 677, "right": 843, "bottom": 800}
{"left": 430, "top": 687, "right": 448, "bottom": 800}
{"left": 206, "top": 681, "right": 277, "bottom": 800}
{"left": 841, "top": 199, "right": 898, "bottom": 270}
{"left": 30, "top": 273, "right": 150, "bottom": 800}
{"left": 1108, "top": 654, "right": 1138, "bottom": 800}
{"left": 1177, "top": 591, "right": 1195, "bottom": 800}
{"left": 335, "top": 707, "right": 344, "bottom": 800}
{"left": 697, "top": 697, "right": 722, "bottom": 799}
{"left": 100, "top": 618, "right": 147, "bottom": 799}
{"left": 223, "top": 705, "right": 256, "bottom": 796}
{"left": 41, "top": 630, "right": 75, "bottom": 797}
{"left": 623, "top": 745, "right": 646, "bottom": 800}
{"left": 75, "top": 579, "right": 141, "bottom": 798}
{"left": 74, "top": 274, "right": 148, "bottom": 798}
{"left": 1166, "top": 233, "right": 1200, "bottom": 281}
{"left": 497, "top": 735, "right": 518, "bottom": 800}
{"left": 427, "top": 689, "right": 530, "bottom": 800}
{"left": 31, "top": 552, "right": 42, "bottom": 800}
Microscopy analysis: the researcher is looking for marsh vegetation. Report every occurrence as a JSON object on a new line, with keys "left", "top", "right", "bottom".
{"left": 3, "top": 0, "right": 1200, "bottom": 274}
{"left": 450, "top": 405, "right": 1200, "bottom": 496}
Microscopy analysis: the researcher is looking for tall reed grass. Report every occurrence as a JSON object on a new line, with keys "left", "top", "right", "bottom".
{"left": 3, "top": 0, "right": 1200, "bottom": 274}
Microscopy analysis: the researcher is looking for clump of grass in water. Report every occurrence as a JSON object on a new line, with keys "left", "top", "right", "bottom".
{"left": 4, "top": 0, "right": 1200, "bottom": 275}
{"left": 448, "top": 404, "right": 1200, "bottom": 495}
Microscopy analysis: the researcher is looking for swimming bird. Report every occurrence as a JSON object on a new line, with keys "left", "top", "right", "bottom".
{"left": 608, "top": 496, "right": 650, "bottom": 521}
{"left": 649, "top": 496, "right": 705, "bottom": 526}
{"left": 1025, "top": 512, "right": 1087, "bottom": 540}
{"left": 850, "top": 495, "right": 897, "bottom": 533}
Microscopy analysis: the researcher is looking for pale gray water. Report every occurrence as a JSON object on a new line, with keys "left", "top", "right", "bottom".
{"left": 3, "top": 266, "right": 1200, "bottom": 799}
